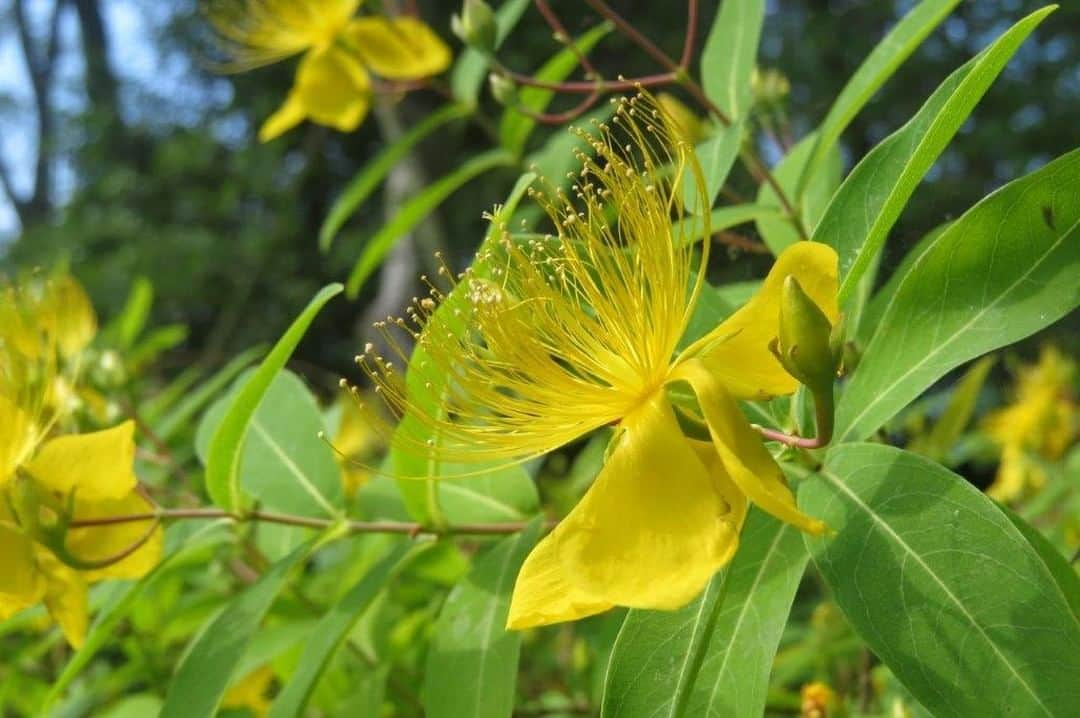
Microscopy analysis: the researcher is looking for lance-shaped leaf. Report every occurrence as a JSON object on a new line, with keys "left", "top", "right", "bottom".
{"left": 423, "top": 521, "right": 542, "bottom": 718}
{"left": 815, "top": 6, "right": 1055, "bottom": 303}
{"left": 799, "top": 444, "right": 1080, "bottom": 718}
{"left": 836, "top": 147, "right": 1080, "bottom": 442}
{"left": 205, "top": 284, "right": 342, "bottom": 511}
{"left": 601, "top": 509, "right": 808, "bottom": 718}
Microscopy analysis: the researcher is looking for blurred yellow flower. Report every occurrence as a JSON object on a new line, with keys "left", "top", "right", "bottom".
{"left": 357, "top": 93, "right": 838, "bottom": 628}
{"left": 223, "top": 665, "right": 275, "bottom": 716}
{"left": 0, "top": 277, "right": 161, "bottom": 648}
{"left": 982, "top": 346, "right": 1076, "bottom": 502}
{"left": 208, "top": 0, "right": 452, "bottom": 140}
{"left": 800, "top": 681, "right": 834, "bottom": 718}
{"left": 333, "top": 393, "right": 384, "bottom": 496}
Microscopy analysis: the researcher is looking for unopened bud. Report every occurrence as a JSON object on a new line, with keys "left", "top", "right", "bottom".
{"left": 488, "top": 72, "right": 517, "bottom": 106}
{"left": 773, "top": 276, "right": 839, "bottom": 391}
{"left": 752, "top": 67, "right": 791, "bottom": 110}
{"left": 452, "top": 0, "right": 497, "bottom": 53}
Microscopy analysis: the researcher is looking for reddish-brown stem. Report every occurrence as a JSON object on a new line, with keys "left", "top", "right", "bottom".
{"left": 754, "top": 426, "right": 827, "bottom": 449}
{"left": 584, "top": 0, "right": 679, "bottom": 77}
{"left": 494, "top": 69, "right": 677, "bottom": 93}
{"left": 516, "top": 90, "right": 601, "bottom": 124}
{"left": 714, "top": 230, "right": 770, "bottom": 255}
{"left": 69, "top": 507, "right": 554, "bottom": 536}
{"left": 535, "top": 0, "right": 600, "bottom": 78}
{"left": 680, "top": 0, "right": 699, "bottom": 69}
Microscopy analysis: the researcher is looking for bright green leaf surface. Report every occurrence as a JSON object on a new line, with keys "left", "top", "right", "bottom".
{"left": 160, "top": 544, "right": 312, "bottom": 718}
{"left": 344, "top": 149, "right": 514, "bottom": 298}
{"left": 204, "top": 283, "right": 342, "bottom": 511}
{"left": 836, "top": 147, "right": 1080, "bottom": 441}
{"left": 817, "top": 7, "right": 1054, "bottom": 302}
{"left": 1000, "top": 506, "right": 1080, "bottom": 620}
{"left": 701, "top": 0, "right": 764, "bottom": 120}
{"left": 686, "top": 121, "right": 744, "bottom": 214}
{"left": 269, "top": 543, "right": 412, "bottom": 718}
{"left": 197, "top": 370, "right": 343, "bottom": 518}
{"left": 601, "top": 510, "right": 807, "bottom": 718}
{"left": 319, "top": 104, "right": 471, "bottom": 252}
{"left": 800, "top": 444, "right": 1080, "bottom": 717}
{"left": 424, "top": 521, "right": 542, "bottom": 718}
{"left": 795, "top": 0, "right": 962, "bottom": 197}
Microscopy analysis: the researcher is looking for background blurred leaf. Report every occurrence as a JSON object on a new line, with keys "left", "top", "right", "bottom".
{"left": 799, "top": 444, "right": 1080, "bottom": 717}
{"left": 197, "top": 369, "right": 344, "bottom": 519}
{"left": 423, "top": 520, "right": 542, "bottom": 718}
{"left": 160, "top": 543, "right": 312, "bottom": 718}
{"left": 701, "top": 0, "right": 764, "bottom": 120}
{"left": 836, "top": 147, "right": 1080, "bottom": 442}
{"left": 601, "top": 509, "right": 807, "bottom": 718}
{"left": 795, "top": 0, "right": 961, "bottom": 197}
{"left": 817, "top": 6, "right": 1054, "bottom": 303}
{"left": 269, "top": 542, "right": 411, "bottom": 718}
{"left": 204, "top": 283, "right": 342, "bottom": 511}
{"left": 319, "top": 104, "right": 472, "bottom": 253}
{"left": 344, "top": 149, "right": 515, "bottom": 299}
{"left": 907, "top": 356, "right": 994, "bottom": 462}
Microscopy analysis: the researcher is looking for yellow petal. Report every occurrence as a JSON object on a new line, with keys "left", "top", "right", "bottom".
{"left": 671, "top": 359, "right": 825, "bottom": 534}
{"left": 24, "top": 421, "right": 137, "bottom": 501}
{"left": 509, "top": 393, "right": 742, "bottom": 629}
{"left": 0, "top": 517, "right": 46, "bottom": 621}
{"left": 687, "top": 242, "right": 839, "bottom": 399}
{"left": 293, "top": 47, "right": 371, "bottom": 130}
{"left": 49, "top": 275, "right": 97, "bottom": 358}
{"left": 506, "top": 533, "right": 614, "bottom": 629}
{"left": 0, "top": 393, "right": 36, "bottom": 486}
{"left": 345, "top": 16, "right": 451, "bottom": 79}
{"left": 68, "top": 491, "right": 163, "bottom": 582}
{"left": 259, "top": 95, "right": 307, "bottom": 142}
{"left": 38, "top": 552, "right": 89, "bottom": 649}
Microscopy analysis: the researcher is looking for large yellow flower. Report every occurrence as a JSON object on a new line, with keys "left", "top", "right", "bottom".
{"left": 982, "top": 346, "right": 1076, "bottom": 502}
{"left": 208, "top": 0, "right": 452, "bottom": 141}
{"left": 0, "top": 277, "right": 161, "bottom": 647}
{"left": 357, "top": 94, "right": 838, "bottom": 628}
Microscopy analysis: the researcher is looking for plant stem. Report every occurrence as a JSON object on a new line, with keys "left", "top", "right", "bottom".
{"left": 69, "top": 507, "right": 552, "bottom": 537}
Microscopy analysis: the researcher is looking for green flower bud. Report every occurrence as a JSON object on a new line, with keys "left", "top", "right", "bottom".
{"left": 773, "top": 275, "right": 839, "bottom": 392}
{"left": 452, "top": 0, "right": 497, "bottom": 53}
{"left": 488, "top": 72, "right": 518, "bottom": 106}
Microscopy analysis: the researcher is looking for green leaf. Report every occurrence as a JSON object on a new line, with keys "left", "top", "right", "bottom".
{"left": 817, "top": 6, "right": 1055, "bottom": 303}
{"left": 204, "top": 283, "right": 342, "bottom": 511}
{"left": 451, "top": 0, "right": 532, "bottom": 105}
{"left": 389, "top": 173, "right": 537, "bottom": 526}
{"left": 319, "top": 104, "right": 471, "bottom": 252}
{"left": 423, "top": 521, "right": 542, "bottom": 718}
{"left": 197, "top": 370, "right": 343, "bottom": 518}
{"left": 42, "top": 522, "right": 233, "bottom": 710}
{"left": 686, "top": 121, "right": 744, "bottom": 214}
{"left": 268, "top": 543, "right": 411, "bottom": 718}
{"left": 857, "top": 221, "right": 952, "bottom": 343}
{"left": 110, "top": 276, "right": 153, "bottom": 349}
{"left": 799, "top": 444, "right": 1080, "bottom": 718}
{"left": 153, "top": 344, "right": 266, "bottom": 442}
{"left": 499, "top": 23, "right": 611, "bottom": 157}
{"left": 836, "top": 147, "right": 1080, "bottom": 442}
{"left": 1000, "top": 506, "right": 1080, "bottom": 620}
{"left": 601, "top": 509, "right": 807, "bottom": 718}
{"left": 345, "top": 149, "right": 514, "bottom": 298}
{"left": 908, "top": 356, "right": 994, "bottom": 462}
{"left": 701, "top": 0, "right": 765, "bottom": 120}
{"left": 160, "top": 543, "right": 312, "bottom": 718}
{"left": 757, "top": 132, "right": 842, "bottom": 254}
{"left": 673, "top": 203, "right": 781, "bottom": 247}
{"left": 795, "top": 0, "right": 962, "bottom": 197}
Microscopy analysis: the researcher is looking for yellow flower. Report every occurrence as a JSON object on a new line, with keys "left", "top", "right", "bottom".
{"left": 983, "top": 346, "right": 1076, "bottom": 502}
{"left": 0, "top": 278, "right": 161, "bottom": 648}
{"left": 223, "top": 665, "right": 275, "bottom": 716}
{"left": 800, "top": 681, "right": 835, "bottom": 718}
{"left": 333, "top": 394, "right": 384, "bottom": 496}
{"left": 208, "top": 0, "right": 452, "bottom": 140}
{"left": 357, "top": 93, "right": 838, "bottom": 628}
